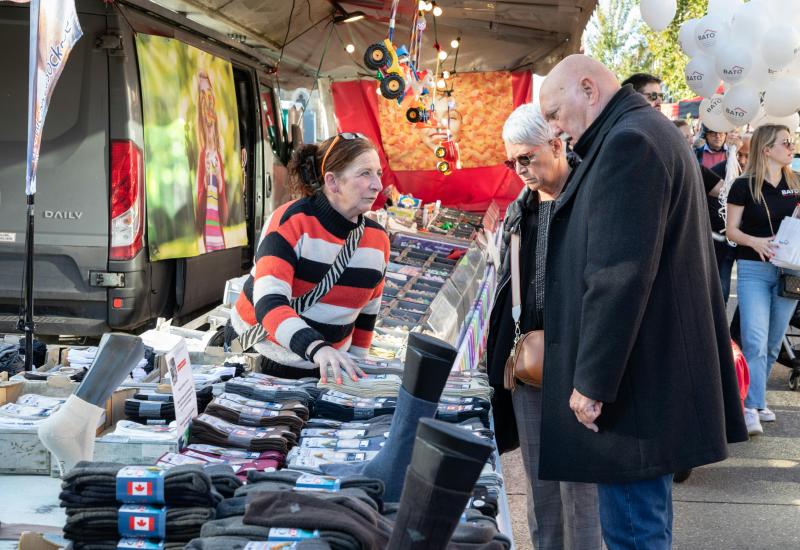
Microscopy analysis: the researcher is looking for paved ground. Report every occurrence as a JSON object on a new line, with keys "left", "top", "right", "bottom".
{"left": 502, "top": 364, "right": 800, "bottom": 550}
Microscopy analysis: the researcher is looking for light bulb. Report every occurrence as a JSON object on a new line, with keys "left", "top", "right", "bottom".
{"left": 437, "top": 79, "right": 446, "bottom": 89}
{"left": 418, "top": 1, "right": 426, "bottom": 10}
{"left": 433, "top": 5, "right": 442, "bottom": 16}
{"left": 438, "top": 50, "right": 448, "bottom": 61}
{"left": 451, "top": 39, "right": 460, "bottom": 49}
{"left": 425, "top": 2, "right": 433, "bottom": 11}
{"left": 376, "top": 86, "right": 382, "bottom": 96}
{"left": 442, "top": 70, "right": 450, "bottom": 79}
{"left": 345, "top": 43, "right": 355, "bottom": 54}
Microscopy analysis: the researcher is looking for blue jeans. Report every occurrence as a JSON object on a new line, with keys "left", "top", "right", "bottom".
{"left": 597, "top": 474, "right": 673, "bottom": 550}
{"left": 737, "top": 260, "right": 798, "bottom": 410}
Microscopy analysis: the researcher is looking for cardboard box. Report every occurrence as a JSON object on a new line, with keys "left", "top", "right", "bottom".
{"left": 17, "top": 531, "right": 63, "bottom": 550}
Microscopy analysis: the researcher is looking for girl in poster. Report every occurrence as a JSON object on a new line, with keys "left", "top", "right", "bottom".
{"left": 195, "top": 71, "right": 229, "bottom": 253}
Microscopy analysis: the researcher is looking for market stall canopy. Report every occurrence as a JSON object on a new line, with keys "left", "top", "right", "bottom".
{"left": 144, "top": 0, "right": 598, "bottom": 86}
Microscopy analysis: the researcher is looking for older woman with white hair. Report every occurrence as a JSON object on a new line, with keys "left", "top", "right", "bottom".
{"left": 486, "top": 103, "right": 601, "bottom": 549}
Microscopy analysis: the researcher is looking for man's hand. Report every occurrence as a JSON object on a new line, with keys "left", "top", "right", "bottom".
{"left": 569, "top": 388, "right": 603, "bottom": 433}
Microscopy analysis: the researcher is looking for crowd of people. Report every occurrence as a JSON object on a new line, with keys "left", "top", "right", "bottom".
{"left": 225, "top": 52, "right": 798, "bottom": 550}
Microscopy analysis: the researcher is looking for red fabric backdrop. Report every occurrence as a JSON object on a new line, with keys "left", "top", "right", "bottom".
{"left": 331, "top": 72, "right": 532, "bottom": 212}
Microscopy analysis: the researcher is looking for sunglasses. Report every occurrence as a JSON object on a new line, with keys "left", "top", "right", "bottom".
{"left": 641, "top": 92, "right": 665, "bottom": 101}
{"left": 321, "top": 132, "right": 369, "bottom": 173}
{"left": 504, "top": 151, "right": 539, "bottom": 171}
{"left": 780, "top": 139, "right": 797, "bottom": 149}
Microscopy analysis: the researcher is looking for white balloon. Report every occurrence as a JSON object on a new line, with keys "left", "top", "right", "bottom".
{"left": 722, "top": 83, "right": 762, "bottom": 125}
{"left": 761, "top": 24, "right": 800, "bottom": 69}
{"left": 700, "top": 94, "right": 736, "bottom": 132}
{"left": 730, "top": 2, "right": 771, "bottom": 45}
{"left": 752, "top": 111, "right": 800, "bottom": 132}
{"left": 694, "top": 14, "right": 728, "bottom": 52}
{"left": 685, "top": 56, "right": 721, "bottom": 97}
{"left": 715, "top": 44, "right": 753, "bottom": 84}
{"left": 640, "top": 0, "right": 677, "bottom": 32}
{"left": 679, "top": 18, "right": 701, "bottom": 57}
{"left": 708, "top": 0, "right": 742, "bottom": 22}
{"left": 764, "top": 77, "right": 800, "bottom": 116}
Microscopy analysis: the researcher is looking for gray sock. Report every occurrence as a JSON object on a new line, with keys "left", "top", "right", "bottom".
{"left": 321, "top": 386, "right": 438, "bottom": 501}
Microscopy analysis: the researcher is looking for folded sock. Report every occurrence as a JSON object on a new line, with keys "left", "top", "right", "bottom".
{"left": 189, "top": 414, "right": 296, "bottom": 453}
{"left": 59, "top": 461, "right": 223, "bottom": 507}
{"left": 245, "top": 469, "right": 384, "bottom": 506}
{"left": 63, "top": 506, "right": 215, "bottom": 543}
{"left": 243, "top": 491, "right": 392, "bottom": 550}
{"left": 314, "top": 390, "right": 397, "bottom": 421}
{"left": 202, "top": 463, "right": 243, "bottom": 498}
{"left": 125, "top": 398, "right": 176, "bottom": 420}
{"left": 200, "top": 515, "right": 269, "bottom": 538}
{"left": 205, "top": 394, "right": 307, "bottom": 431}
{"left": 321, "top": 387, "right": 438, "bottom": 501}
{"left": 38, "top": 394, "right": 105, "bottom": 474}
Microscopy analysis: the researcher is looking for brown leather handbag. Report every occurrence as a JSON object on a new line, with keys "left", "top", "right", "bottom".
{"left": 503, "top": 233, "right": 544, "bottom": 390}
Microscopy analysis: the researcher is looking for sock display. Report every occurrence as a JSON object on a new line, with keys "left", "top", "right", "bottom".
{"left": 189, "top": 414, "right": 297, "bottom": 453}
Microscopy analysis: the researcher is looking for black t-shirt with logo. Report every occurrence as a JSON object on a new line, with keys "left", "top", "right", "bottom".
{"left": 727, "top": 175, "right": 800, "bottom": 262}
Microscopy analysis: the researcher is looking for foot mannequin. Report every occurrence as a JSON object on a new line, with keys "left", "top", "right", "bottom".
{"left": 39, "top": 334, "right": 145, "bottom": 474}
{"left": 387, "top": 418, "right": 493, "bottom": 549}
{"left": 321, "top": 334, "right": 456, "bottom": 501}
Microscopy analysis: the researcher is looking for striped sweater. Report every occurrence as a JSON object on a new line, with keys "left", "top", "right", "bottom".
{"left": 232, "top": 193, "right": 389, "bottom": 367}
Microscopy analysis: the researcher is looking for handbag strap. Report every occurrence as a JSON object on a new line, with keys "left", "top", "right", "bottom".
{"left": 238, "top": 216, "right": 367, "bottom": 352}
{"left": 291, "top": 216, "right": 366, "bottom": 313}
{"left": 510, "top": 233, "right": 522, "bottom": 323}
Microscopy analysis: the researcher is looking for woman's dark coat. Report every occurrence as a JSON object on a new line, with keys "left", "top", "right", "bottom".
{"left": 539, "top": 86, "right": 748, "bottom": 484}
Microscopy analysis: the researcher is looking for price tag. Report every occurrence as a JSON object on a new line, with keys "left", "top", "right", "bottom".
{"left": 118, "top": 505, "right": 166, "bottom": 539}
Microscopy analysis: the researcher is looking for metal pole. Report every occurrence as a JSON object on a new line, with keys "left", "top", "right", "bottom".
{"left": 24, "top": 193, "right": 34, "bottom": 371}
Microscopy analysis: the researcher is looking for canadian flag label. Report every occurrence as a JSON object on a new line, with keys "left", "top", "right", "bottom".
{"left": 130, "top": 515, "right": 154, "bottom": 531}
{"left": 128, "top": 481, "right": 152, "bottom": 496}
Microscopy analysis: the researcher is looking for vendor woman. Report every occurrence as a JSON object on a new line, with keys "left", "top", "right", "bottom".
{"left": 231, "top": 133, "right": 389, "bottom": 383}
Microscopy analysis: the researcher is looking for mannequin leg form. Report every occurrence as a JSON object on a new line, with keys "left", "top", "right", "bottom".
{"left": 39, "top": 333, "right": 144, "bottom": 474}
{"left": 321, "top": 334, "right": 456, "bottom": 501}
{"left": 387, "top": 418, "right": 493, "bottom": 549}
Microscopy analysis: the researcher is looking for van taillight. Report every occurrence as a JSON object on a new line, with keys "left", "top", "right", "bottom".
{"left": 110, "top": 140, "right": 143, "bottom": 261}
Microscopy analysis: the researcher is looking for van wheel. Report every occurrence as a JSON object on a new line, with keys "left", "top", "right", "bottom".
{"left": 364, "top": 43, "right": 390, "bottom": 70}
{"left": 380, "top": 74, "right": 405, "bottom": 99}
{"left": 406, "top": 108, "right": 420, "bottom": 123}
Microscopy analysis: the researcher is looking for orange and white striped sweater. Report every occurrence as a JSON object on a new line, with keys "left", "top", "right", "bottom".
{"left": 232, "top": 193, "right": 389, "bottom": 368}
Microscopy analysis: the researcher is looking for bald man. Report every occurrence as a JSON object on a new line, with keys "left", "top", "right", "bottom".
{"left": 537, "top": 55, "right": 748, "bottom": 550}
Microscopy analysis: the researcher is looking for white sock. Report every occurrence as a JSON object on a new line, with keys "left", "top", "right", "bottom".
{"left": 37, "top": 394, "right": 104, "bottom": 475}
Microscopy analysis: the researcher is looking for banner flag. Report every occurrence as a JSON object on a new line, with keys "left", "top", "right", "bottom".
{"left": 23, "top": 0, "right": 83, "bottom": 195}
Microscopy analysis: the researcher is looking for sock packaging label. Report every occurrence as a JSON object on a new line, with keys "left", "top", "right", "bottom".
{"left": 118, "top": 505, "right": 167, "bottom": 539}
{"left": 116, "top": 467, "right": 166, "bottom": 504}
{"left": 294, "top": 473, "right": 341, "bottom": 492}
{"left": 266, "top": 527, "right": 322, "bottom": 541}
{"left": 117, "top": 537, "right": 165, "bottom": 549}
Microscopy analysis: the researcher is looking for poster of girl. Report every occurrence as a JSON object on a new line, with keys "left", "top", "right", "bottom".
{"left": 195, "top": 71, "right": 229, "bottom": 253}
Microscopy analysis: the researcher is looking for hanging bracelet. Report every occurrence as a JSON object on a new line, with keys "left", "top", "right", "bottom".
{"left": 307, "top": 341, "right": 329, "bottom": 362}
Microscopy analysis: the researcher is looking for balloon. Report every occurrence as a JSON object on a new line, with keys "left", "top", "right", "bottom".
{"left": 764, "top": 77, "right": 800, "bottom": 116}
{"left": 760, "top": 24, "right": 800, "bottom": 69}
{"left": 694, "top": 14, "right": 728, "bottom": 52}
{"left": 715, "top": 44, "right": 753, "bottom": 84}
{"left": 685, "top": 56, "right": 721, "bottom": 97}
{"left": 722, "top": 83, "right": 762, "bottom": 125}
{"left": 640, "top": 0, "right": 677, "bottom": 32}
{"left": 730, "top": 2, "right": 771, "bottom": 45}
{"left": 751, "top": 111, "right": 800, "bottom": 132}
{"left": 708, "top": 0, "right": 742, "bottom": 22}
{"left": 746, "top": 63, "right": 786, "bottom": 91}
{"left": 700, "top": 94, "right": 736, "bottom": 132}
{"left": 679, "top": 19, "right": 701, "bottom": 57}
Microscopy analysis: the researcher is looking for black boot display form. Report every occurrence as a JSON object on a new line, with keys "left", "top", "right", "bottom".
{"left": 388, "top": 417, "right": 494, "bottom": 550}
{"left": 38, "top": 333, "right": 144, "bottom": 474}
{"left": 321, "top": 333, "right": 457, "bottom": 501}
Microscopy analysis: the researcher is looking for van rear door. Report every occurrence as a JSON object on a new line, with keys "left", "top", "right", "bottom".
{"left": 0, "top": 3, "right": 110, "bottom": 335}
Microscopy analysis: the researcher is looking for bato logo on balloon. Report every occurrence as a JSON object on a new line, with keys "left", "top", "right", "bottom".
{"left": 687, "top": 71, "right": 705, "bottom": 82}
{"left": 723, "top": 65, "right": 745, "bottom": 77}
{"left": 698, "top": 29, "right": 717, "bottom": 40}
{"left": 725, "top": 107, "right": 747, "bottom": 119}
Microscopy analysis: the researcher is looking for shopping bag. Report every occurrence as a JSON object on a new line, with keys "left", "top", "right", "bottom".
{"left": 771, "top": 216, "right": 800, "bottom": 270}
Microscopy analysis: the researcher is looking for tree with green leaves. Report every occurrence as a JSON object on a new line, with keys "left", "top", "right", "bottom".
{"left": 585, "top": 0, "right": 709, "bottom": 101}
